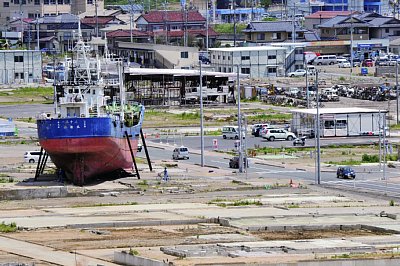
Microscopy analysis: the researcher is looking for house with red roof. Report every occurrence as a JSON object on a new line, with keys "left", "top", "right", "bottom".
{"left": 134, "top": 10, "right": 217, "bottom": 47}
{"left": 81, "top": 16, "right": 125, "bottom": 37}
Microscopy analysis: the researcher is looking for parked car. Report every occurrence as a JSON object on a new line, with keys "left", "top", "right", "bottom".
{"left": 288, "top": 69, "right": 307, "bottom": 77}
{"left": 229, "top": 156, "right": 249, "bottom": 169}
{"left": 24, "top": 150, "right": 50, "bottom": 163}
{"left": 251, "top": 123, "right": 269, "bottom": 136}
{"left": 293, "top": 136, "right": 306, "bottom": 146}
{"left": 352, "top": 58, "right": 361, "bottom": 67}
{"left": 313, "top": 55, "right": 337, "bottom": 65}
{"left": 375, "top": 59, "right": 389, "bottom": 66}
{"left": 172, "top": 146, "right": 189, "bottom": 160}
{"left": 222, "top": 125, "right": 245, "bottom": 139}
{"left": 362, "top": 59, "right": 373, "bottom": 67}
{"left": 337, "top": 166, "right": 356, "bottom": 179}
{"left": 262, "top": 128, "right": 296, "bottom": 141}
{"left": 338, "top": 59, "right": 351, "bottom": 68}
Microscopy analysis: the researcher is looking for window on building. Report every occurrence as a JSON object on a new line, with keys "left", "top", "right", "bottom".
{"left": 14, "top": 0, "right": 19, "bottom": 4}
{"left": 58, "top": 0, "right": 63, "bottom": 4}
{"left": 336, "top": 120, "right": 347, "bottom": 129}
{"left": 50, "top": 0, "right": 55, "bottom": 3}
{"left": 272, "top": 32, "right": 281, "bottom": 40}
{"left": 223, "top": 55, "right": 225, "bottom": 60}
{"left": 181, "top": 51, "right": 188, "bottom": 58}
{"left": 21, "top": 0, "right": 26, "bottom": 4}
{"left": 87, "top": 0, "right": 93, "bottom": 4}
{"left": 267, "top": 55, "right": 276, "bottom": 60}
{"left": 44, "top": 0, "right": 49, "bottom": 4}
{"left": 241, "top": 68, "right": 250, "bottom": 74}
{"left": 3, "top": 2, "right": 10, "bottom": 7}
{"left": 241, "top": 55, "right": 250, "bottom": 60}
{"left": 324, "top": 120, "right": 335, "bottom": 129}
{"left": 228, "top": 56, "right": 230, "bottom": 60}
{"left": 268, "top": 67, "right": 277, "bottom": 73}
{"left": 213, "top": 55, "right": 215, "bottom": 59}
{"left": 218, "top": 55, "right": 220, "bottom": 59}
{"left": 223, "top": 67, "right": 226, "bottom": 72}
{"left": 257, "top": 33, "right": 265, "bottom": 40}
{"left": 64, "top": 0, "right": 69, "bottom": 3}
{"left": 34, "top": 0, "right": 40, "bottom": 4}
{"left": 385, "top": 28, "right": 389, "bottom": 33}
{"left": 228, "top": 67, "right": 231, "bottom": 72}
{"left": 14, "top": 55, "right": 24, "bottom": 62}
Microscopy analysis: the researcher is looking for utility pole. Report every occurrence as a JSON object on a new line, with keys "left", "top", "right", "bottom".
{"left": 200, "top": 61, "right": 205, "bottom": 167}
{"left": 383, "top": 113, "right": 387, "bottom": 182}
{"left": 305, "top": 60, "right": 309, "bottom": 108}
{"left": 232, "top": 0, "right": 236, "bottom": 47}
{"left": 129, "top": 0, "right": 134, "bottom": 42}
{"left": 206, "top": 0, "right": 209, "bottom": 52}
{"left": 379, "top": 110, "right": 382, "bottom": 171}
{"left": 292, "top": 2, "right": 295, "bottom": 43}
{"left": 95, "top": 0, "right": 99, "bottom": 38}
{"left": 315, "top": 71, "right": 321, "bottom": 185}
{"left": 396, "top": 62, "right": 399, "bottom": 124}
{"left": 36, "top": 15, "right": 40, "bottom": 50}
{"left": 350, "top": 8, "right": 354, "bottom": 84}
{"left": 237, "top": 65, "right": 243, "bottom": 173}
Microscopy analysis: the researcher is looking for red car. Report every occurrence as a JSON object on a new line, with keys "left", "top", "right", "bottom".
{"left": 362, "top": 59, "right": 374, "bottom": 67}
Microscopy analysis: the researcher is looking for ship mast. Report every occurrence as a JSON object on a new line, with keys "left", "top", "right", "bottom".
{"left": 118, "top": 61, "right": 125, "bottom": 122}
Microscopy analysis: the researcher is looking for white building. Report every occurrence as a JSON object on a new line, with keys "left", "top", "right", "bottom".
{"left": 0, "top": 50, "right": 42, "bottom": 84}
{"left": 291, "top": 107, "right": 387, "bottom": 137}
{"left": 209, "top": 45, "right": 303, "bottom": 78}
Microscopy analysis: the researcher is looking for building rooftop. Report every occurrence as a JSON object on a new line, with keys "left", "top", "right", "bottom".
{"left": 291, "top": 107, "right": 387, "bottom": 115}
{"left": 305, "top": 11, "right": 358, "bottom": 19}
{"left": 242, "top": 21, "right": 307, "bottom": 33}
{"left": 138, "top": 10, "right": 205, "bottom": 23}
{"left": 209, "top": 46, "right": 287, "bottom": 52}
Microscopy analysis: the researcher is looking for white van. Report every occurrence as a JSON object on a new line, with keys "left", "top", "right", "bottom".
{"left": 313, "top": 55, "right": 337, "bottom": 65}
{"left": 222, "top": 126, "right": 245, "bottom": 139}
{"left": 306, "top": 65, "right": 316, "bottom": 75}
{"left": 24, "top": 150, "right": 50, "bottom": 163}
{"left": 172, "top": 146, "right": 189, "bottom": 160}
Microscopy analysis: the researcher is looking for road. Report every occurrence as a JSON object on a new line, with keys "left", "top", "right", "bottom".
{"left": 152, "top": 134, "right": 382, "bottom": 151}
{"left": 143, "top": 140, "right": 400, "bottom": 198}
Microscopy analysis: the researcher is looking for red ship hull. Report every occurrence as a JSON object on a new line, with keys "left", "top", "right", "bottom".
{"left": 40, "top": 137, "right": 139, "bottom": 185}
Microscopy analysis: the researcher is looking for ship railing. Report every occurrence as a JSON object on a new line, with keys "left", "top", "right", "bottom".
{"left": 104, "top": 78, "right": 120, "bottom": 86}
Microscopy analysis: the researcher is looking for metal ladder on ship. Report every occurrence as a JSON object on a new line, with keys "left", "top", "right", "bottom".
{"left": 125, "top": 129, "right": 153, "bottom": 179}
{"left": 34, "top": 147, "right": 50, "bottom": 180}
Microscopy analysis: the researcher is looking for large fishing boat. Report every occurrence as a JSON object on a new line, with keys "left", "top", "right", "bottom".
{"left": 37, "top": 24, "right": 144, "bottom": 185}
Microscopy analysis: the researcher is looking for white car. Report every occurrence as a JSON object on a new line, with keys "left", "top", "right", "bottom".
{"left": 172, "top": 146, "right": 189, "bottom": 160}
{"left": 288, "top": 69, "right": 307, "bottom": 77}
{"left": 262, "top": 128, "right": 296, "bottom": 141}
{"left": 338, "top": 59, "right": 351, "bottom": 68}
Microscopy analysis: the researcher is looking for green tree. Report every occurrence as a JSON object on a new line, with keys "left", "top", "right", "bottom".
{"left": 260, "top": 0, "right": 272, "bottom": 8}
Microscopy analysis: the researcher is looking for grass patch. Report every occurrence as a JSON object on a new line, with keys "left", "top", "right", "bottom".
{"left": 15, "top": 117, "right": 36, "bottom": 123}
{"left": 215, "top": 199, "right": 262, "bottom": 207}
{"left": 0, "top": 176, "right": 15, "bottom": 183}
{"left": 0, "top": 87, "right": 53, "bottom": 103}
{"left": 0, "top": 222, "right": 17, "bottom": 233}
{"left": 247, "top": 113, "right": 291, "bottom": 122}
{"left": 72, "top": 202, "right": 138, "bottom": 208}
{"left": 326, "top": 159, "right": 361, "bottom": 166}
{"left": 214, "top": 23, "right": 247, "bottom": 34}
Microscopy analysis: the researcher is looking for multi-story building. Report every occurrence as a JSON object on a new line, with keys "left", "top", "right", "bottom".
{"left": 209, "top": 45, "right": 304, "bottom": 78}
{"left": 0, "top": 50, "right": 42, "bottom": 84}
{"left": 288, "top": 0, "right": 390, "bottom": 16}
{"left": 0, "top": 0, "right": 104, "bottom": 31}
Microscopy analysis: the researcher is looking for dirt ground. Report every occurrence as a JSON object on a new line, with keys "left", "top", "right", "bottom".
{"left": 4, "top": 226, "right": 390, "bottom": 253}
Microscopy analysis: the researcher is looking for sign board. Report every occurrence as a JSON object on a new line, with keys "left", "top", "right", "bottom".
{"left": 212, "top": 138, "right": 218, "bottom": 149}
{"left": 361, "top": 67, "right": 368, "bottom": 75}
{"left": 320, "top": 114, "right": 334, "bottom": 120}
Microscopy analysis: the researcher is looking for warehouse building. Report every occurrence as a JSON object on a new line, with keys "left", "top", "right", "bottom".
{"left": 0, "top": 50, "right": 42, "bottom": 84}
{"left": 291, "top": 107, "right": 387, "bottom": 137}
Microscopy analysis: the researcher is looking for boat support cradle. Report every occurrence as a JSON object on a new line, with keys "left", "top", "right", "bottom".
{"left": 125, "top": 131, "right": 141, "bottom": 179}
